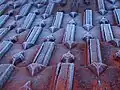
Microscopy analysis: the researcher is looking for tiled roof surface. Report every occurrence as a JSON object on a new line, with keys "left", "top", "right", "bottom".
{"left": 0, "top": 0, "right": 120, "bottom": 90}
